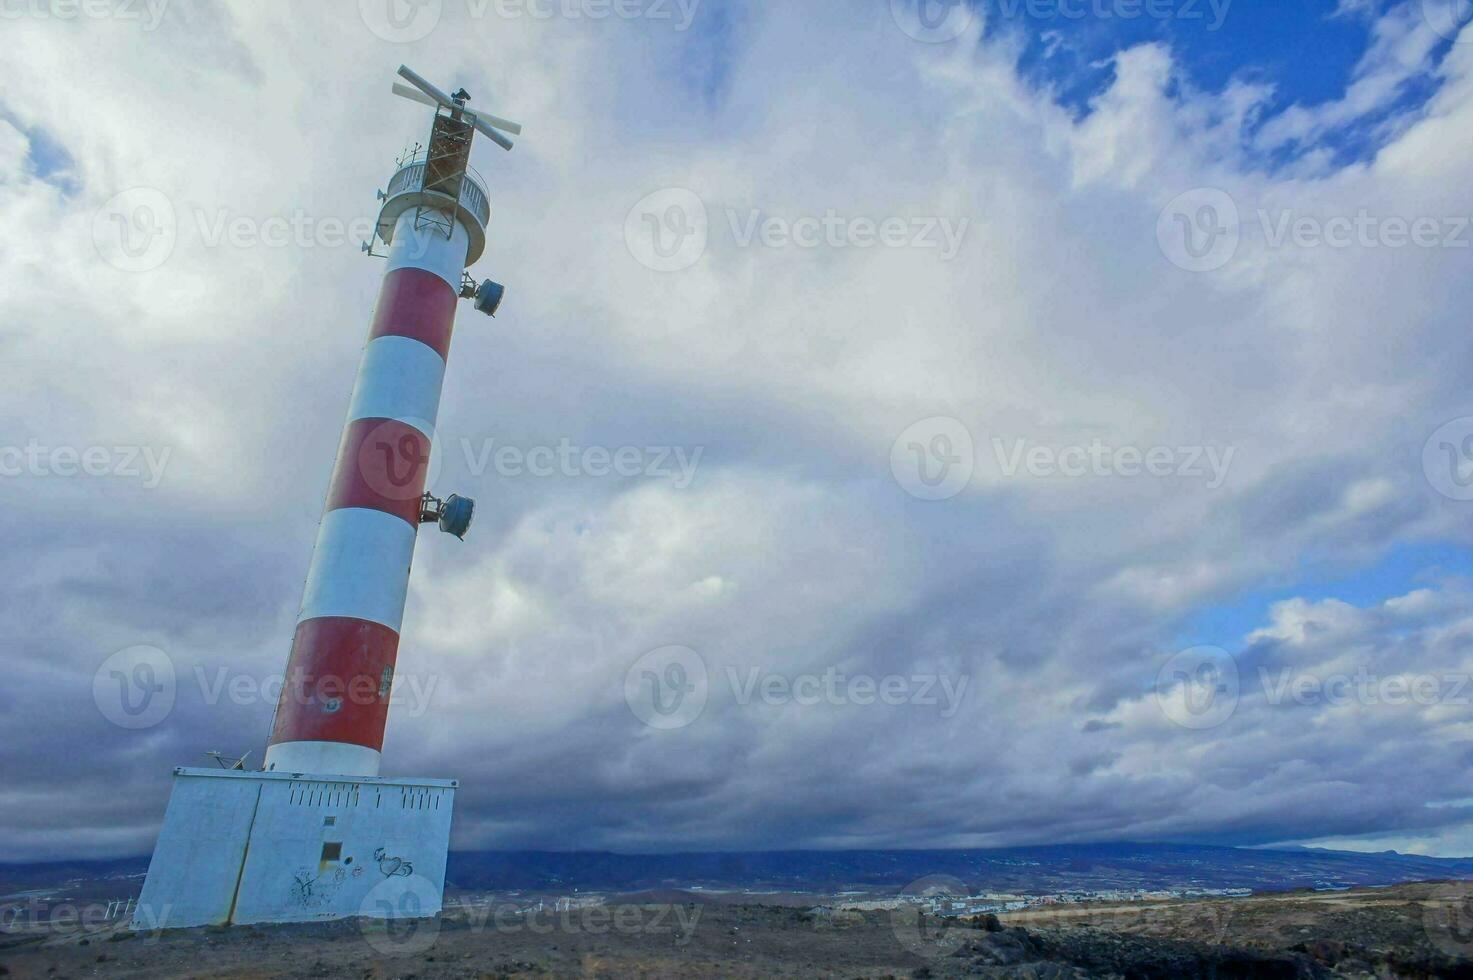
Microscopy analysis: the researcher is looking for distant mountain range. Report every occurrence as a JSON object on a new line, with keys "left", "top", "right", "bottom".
{"left": 6, "top": 843, "right": 1473, "bottom": 901}
{"left": 443, "top": 843, "right": 1473, "bottom": 894}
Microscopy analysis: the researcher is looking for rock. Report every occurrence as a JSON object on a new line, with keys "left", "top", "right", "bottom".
{"left": 961, "top": 926, "right": 1044, "bottom": 967}
{"left": 1293, "top": 938, "right": 1347, "bottom": 964}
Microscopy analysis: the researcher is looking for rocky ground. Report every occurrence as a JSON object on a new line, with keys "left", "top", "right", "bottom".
{"left": 4, "top": 881, "right": 1473, "bottom": 978}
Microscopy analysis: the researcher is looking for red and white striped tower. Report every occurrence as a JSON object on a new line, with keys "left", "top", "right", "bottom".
{"left": 263, "top": 67, "right": 516, "bottom": 778}
{"left": 132, "top": 68, "right": 520, "bottom": 930}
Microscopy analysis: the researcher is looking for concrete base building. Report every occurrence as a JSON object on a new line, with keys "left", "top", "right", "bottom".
{"left": 134, "top": 769, "right": 455, "bottom": 928}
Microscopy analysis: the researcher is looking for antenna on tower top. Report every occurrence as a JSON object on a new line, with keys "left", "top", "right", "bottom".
{"left": 391, "top": 64, "right": 523, "bottom": 152}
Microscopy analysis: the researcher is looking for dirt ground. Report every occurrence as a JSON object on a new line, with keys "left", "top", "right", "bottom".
{"left": 5, "top": 881, "right": 1473, "bottom": 978}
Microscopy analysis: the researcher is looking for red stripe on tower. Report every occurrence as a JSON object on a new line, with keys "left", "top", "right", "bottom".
{"left": 324, "top": 418, "right": 435, "bottom": 527}
{"left": 269, "top": 617, "right": 402, "bottom": 749}
{"left": 369, "top": 267, "right": 459, "bottom": 360}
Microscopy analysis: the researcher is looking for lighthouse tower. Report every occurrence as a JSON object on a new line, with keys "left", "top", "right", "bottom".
{"left": 133, "top": 66, "right": 519, "bottom": 930}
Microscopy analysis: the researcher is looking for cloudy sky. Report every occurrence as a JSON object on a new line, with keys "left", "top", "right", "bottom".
{"left": 3, "top": 0, "right": 1473, "bottom": 863}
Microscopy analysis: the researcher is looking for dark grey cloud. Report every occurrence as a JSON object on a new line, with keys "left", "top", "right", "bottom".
{"left": 2, "top": 1, "right": 1473, "bottom": 862}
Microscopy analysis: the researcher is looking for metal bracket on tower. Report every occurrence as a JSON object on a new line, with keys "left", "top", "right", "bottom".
{"left": 411, "top": 204, "right": 456, "bottom": 241}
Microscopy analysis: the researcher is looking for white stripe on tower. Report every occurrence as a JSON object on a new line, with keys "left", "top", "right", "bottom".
{"left": 296, "top": 508, "right": 419, "bottom": 630}
{"left": 386, "top": 211, "right": 471, "bottom": 289}
{"left": 346, "top": 336, "right": 447, "bottom": 438}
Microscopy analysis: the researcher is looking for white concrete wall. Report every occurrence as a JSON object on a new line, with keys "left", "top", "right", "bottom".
{"left": 132, "top": 769, "right": 262, "bottom": 930}
{"left": 232, "top": 773, "right": 454, "bottom": 924}
{"left": 132, "top": 768, "right": 455, "bottom": 930}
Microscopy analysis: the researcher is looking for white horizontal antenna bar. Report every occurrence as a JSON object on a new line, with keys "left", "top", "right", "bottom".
{"left": 471, "top": 110, "right": 522, "bottom": 136}
{"left": 391, "top": 82, "right": 439, "bottom": 109}
{"left": 394, "top": 66, "right": 520, "bottom": 151}
{"left": 396, "top": 65, "right": 457, "bottom": 112}
{"left": 473, "top": 116, "right": 515, "bottom": 152}
{"left": 395, "top": 81, "right": 521, "bottom": 137}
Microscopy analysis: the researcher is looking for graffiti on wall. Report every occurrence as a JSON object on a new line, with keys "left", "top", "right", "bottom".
{"left": 374, "top": 847, "right": 414, "bottom": 878}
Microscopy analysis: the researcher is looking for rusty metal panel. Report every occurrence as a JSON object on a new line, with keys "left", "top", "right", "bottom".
{"left": 424, "top": 112, "right": 473, "bottom": 202}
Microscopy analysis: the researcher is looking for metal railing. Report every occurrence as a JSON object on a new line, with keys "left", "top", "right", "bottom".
{"left": 384, "top": 156, "right": 491, "bottom": 228}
